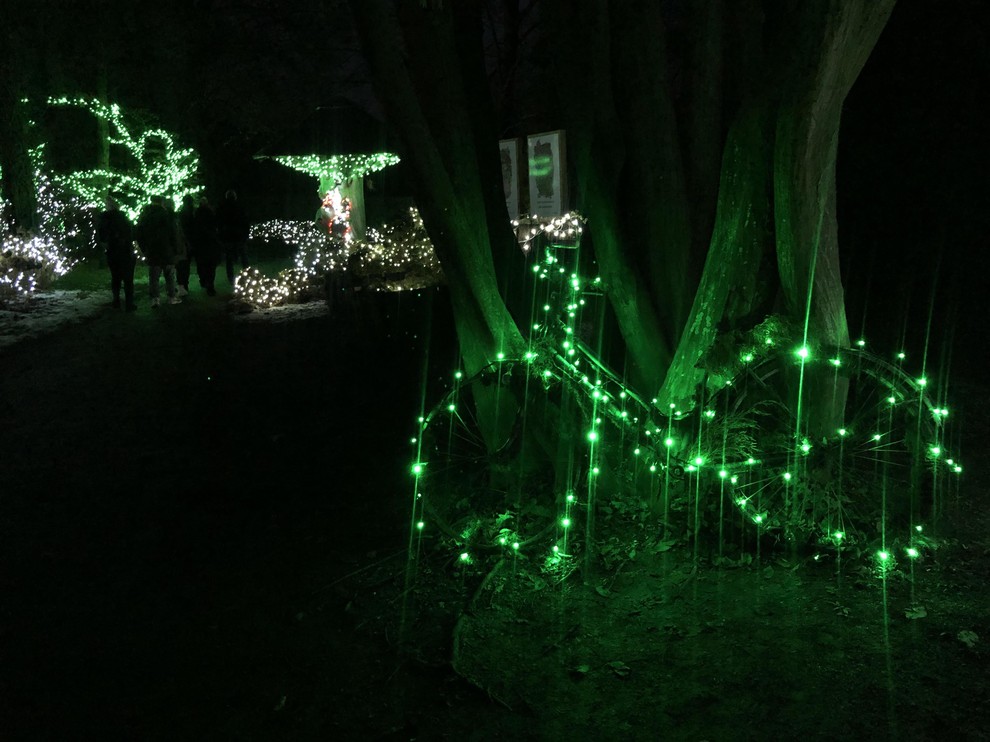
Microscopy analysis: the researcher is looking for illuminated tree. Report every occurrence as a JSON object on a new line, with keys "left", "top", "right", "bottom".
{"left": 47, "top": 96, "right": 202, "bottom": 222}
{"left": 351, "top": 0, "right": 895, "bottom": 430}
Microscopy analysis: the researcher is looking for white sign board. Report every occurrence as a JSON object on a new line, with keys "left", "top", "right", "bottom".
{"left": 498, "top": 138, "right": 521, "bottom": 220}
{"left": 527, "top": 130, "right": 567, "bottom": 217}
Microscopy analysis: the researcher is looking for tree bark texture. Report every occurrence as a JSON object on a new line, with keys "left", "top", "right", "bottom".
{"left": 349, "top": 0, "right": 525, "bottom": 377}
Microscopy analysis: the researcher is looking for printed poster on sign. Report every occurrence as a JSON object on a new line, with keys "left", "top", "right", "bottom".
{"left": 527, "top": 130, "right": 567, "bottom": 217}
{"left": 498, "top": 139, "right": 521, "bottom": 220}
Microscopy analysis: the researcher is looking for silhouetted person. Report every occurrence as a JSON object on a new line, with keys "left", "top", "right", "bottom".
{"left": 136, "top": 196, "right": 181, "bottom": 307}
{"left": 176, "top": 194, "right": 197, "bottom": 295}
{"left": 96, "top": 196, "right": 136, "bottom": 311}
{"left": 216, "top": 189, "right": 249, "bottom": 287}
{"left": 193, "top": 196, "right": 221, "bottom": 295}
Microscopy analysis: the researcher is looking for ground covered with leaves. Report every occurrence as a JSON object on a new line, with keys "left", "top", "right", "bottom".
{"left": 1, "top": 258, "right": 988, "bottom": 740}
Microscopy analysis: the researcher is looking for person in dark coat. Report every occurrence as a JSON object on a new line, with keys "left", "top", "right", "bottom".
{"left": 193, "top": 196, "right": 221, "bottom": 296}
{"left": 216, "top": 189, "right": 249, "bottom": 287}
{"left": 96, "top": 196, "right": 136, "bottom": 311}
{"left": 176, "top": 194, "right": 197, "bottom": 295}
{"left": 135, "top": 196, "right": 181, "bottom": 307}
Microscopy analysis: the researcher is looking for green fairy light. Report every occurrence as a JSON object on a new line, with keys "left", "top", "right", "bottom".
{"left": 730, "top": 475, "right": 738, "bottom": 484}
{"left": 915, "top": 525, "right": 923, "bottom": 532}
{"left": 269, "top": 152, "right": 400, "bottom": 194}
{"left": 459, "top": 552, "right": 471, "bottom": 563}
{"left": 834, "top": 531, "right": 845, "bottom": 542}
{"left": 754, "top": 514, "right": 764, "bottom": 524}
{"left": 887, "top": 396, "right": 896, "bottom": 404}
{"left": 830, "top": 357, "right": 842, "bottom": 367}
{"left": 838, "top": 428, "right": 848, "bottom": 436}
{"left": 447, "top": 403, "right": 456, "bottom": 412}
{"left": 704, "top": 409, "right": 715, "bottom": 419}
{"left": 566, "top": 493, "right": 576, "bottom": 503}
{"left": 512, "top": 542, "right": 520, "bottom": 550}
{"left": 954, "top": 465, "right": 963, "bottom": 473}
{"left": 633, "top": 448, "right": 641, "bottom": 455}
{"left": 783, "top": 472, "right": 792, "bottom": 481}
{"left": 917, "top": 377, "right": 928, "bottom": 387}
{"left": 665, "top": 437, "right": 675, "bottom": 447}
{"left": 719, "top": 470, "right": 728, "bottom": 479}
{"left": 686, "top": 464, "right": 697, "bottom": 472}
{"left": 857, "top": 339, "right": 866, "bottom": 347}
{"left": 416, "top": 521, "right": 425, "bottom": 530}
{"left": 694, "top": 456, "right": 704, "bottom": 466}
{"left": 872, "top": 433, "right": 882, "bottom": 441}
{"left": 746, "top": 457, "right": 757, "bottom": 465}
{"left": 561, "top": 518, "right": 571, "bottom": 528}
{"left": 800, "top": 441, "right": 811, "bottom": 454}
{"left": 906, "top": 547, "right": 919, "bottom": 558}
{"left": 587, "top": 430, "right": 598, "bottom": 442}
{"left": 454, "top": 371, "right": 463, "bottom": 379}
{"left": 47, "top": 95, "right": 203, "bottom": 220}
{"left": 591, "top": 467, "right": 600, "bottom": 475}
{"left": 412, "top": 463, "right": 423, "bottom": 475}
{"left": 796, "top": 346, "right": 810, "bottom": 360}
{"left": 897, "top": 352, "right": 906, "bottom": 360}
{"left": 929, "top": 446, "right": 941, "bottom": 457}
{"left": 742, "top": 353, "right": 754, "bottom": 363}
{"left": 496, "top": 352, "right": 505, "bottom": 360}
{"left": 649, "top": 464, "right": 657, "bottom": 473}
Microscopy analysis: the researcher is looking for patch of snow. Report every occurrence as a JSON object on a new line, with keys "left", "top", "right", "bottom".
{"left": 0, "top": 290, "right": 110, "bottom": 351}
{"left": 234, "top": 300, "right": 329, "bottom": 324}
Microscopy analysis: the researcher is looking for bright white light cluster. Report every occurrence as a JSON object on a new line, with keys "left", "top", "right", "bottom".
{"left": 359, "top": 207, "right": 440, "bottom": 280}
{"left": 232, "top": 267, "right": 292, "bottom": 309}
{"left": 240, "top": 208, "right": 442, "bottom": 309}
{"left": 512, "top": 211, "right": 585, "bottom": 251}
{"left": 0, "top": 232, "right": 76, "bottom": 299}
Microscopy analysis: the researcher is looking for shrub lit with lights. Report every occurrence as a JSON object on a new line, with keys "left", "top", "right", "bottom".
{"left": 408, "top": 235, "right": 961, "bottom": 581}
{"left": 241, "top": 208, "right": 442, "bottom": 309}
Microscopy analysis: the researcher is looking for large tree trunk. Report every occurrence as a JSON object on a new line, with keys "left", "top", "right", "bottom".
{"left": 0, "top": 33, "right": 38, "bottom": 233}
{"left": 543, "top": 0, "right": 673, "bottom": 392}
{"left": 659, "top": 104, "right": 775, "bottom": 407}
{"left": 773, "top": 0, "right": 896, "bottom": 433}
{"left": 348, "top": 0, "right": 525, "bottom": 378}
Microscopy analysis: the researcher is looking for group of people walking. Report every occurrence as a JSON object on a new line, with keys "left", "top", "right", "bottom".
{"left": 96, "top": 190, "right": 250, "bottom": 310}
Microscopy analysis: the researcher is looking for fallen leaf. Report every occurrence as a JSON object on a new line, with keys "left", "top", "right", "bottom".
{"left": 958, "top": 630, "right": 979, "bottom": 648}
{"left": 607, "top": 660, "right": 631, "bottom": 678}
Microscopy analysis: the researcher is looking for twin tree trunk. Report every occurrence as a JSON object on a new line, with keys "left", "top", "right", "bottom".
{"left": 352, "top": 0, "right": 895, "bottom": 441}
